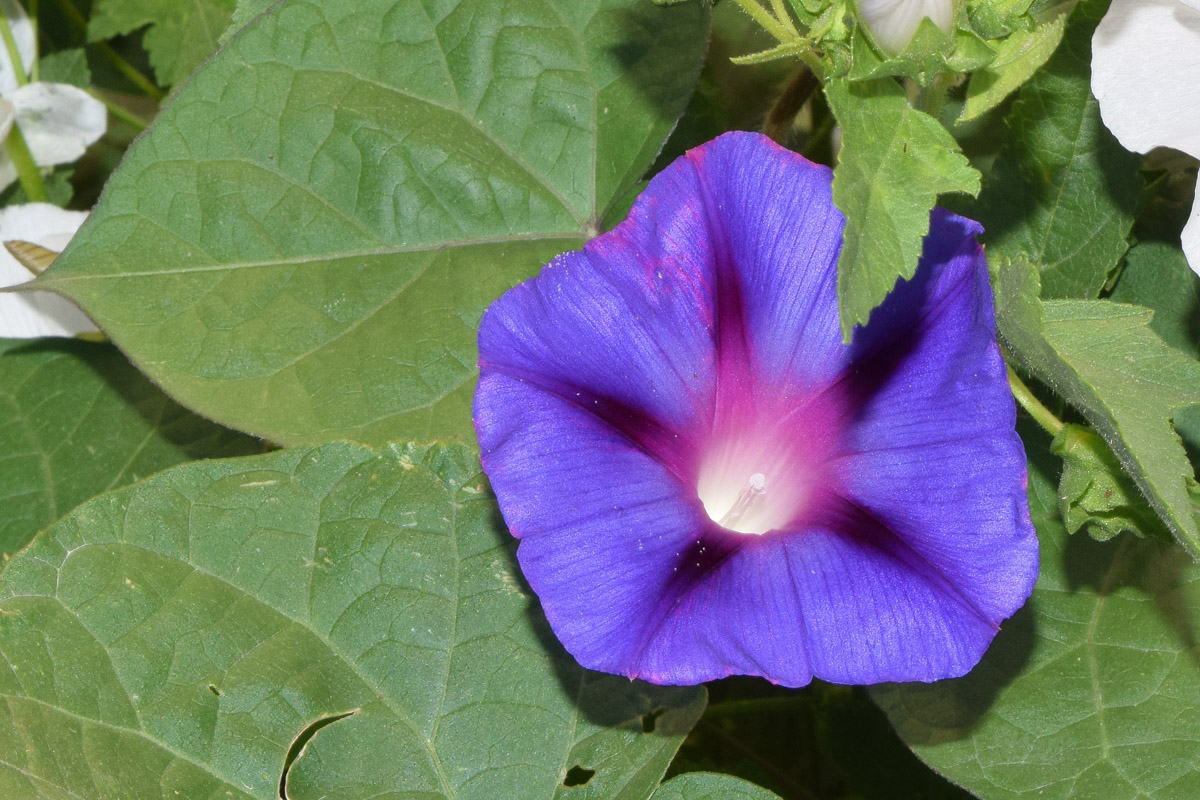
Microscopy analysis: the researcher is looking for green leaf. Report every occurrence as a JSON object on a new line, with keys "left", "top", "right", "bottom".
{"left": 995, "top": 257, "right": 1200, "bottom": 557}
{"left": 1109, "top": 240, "right": 1200, "bottom": 454}
{"left": 972, "top": 0, "right": 1142, "bottom": 298}
{"left": 1052, "top": 423, "right": 1171, "bottom": 542}
{"left": 1110, "top": 241, "right": 1200, "bottom": 362}
{"left": 960, "top": 12, "right": 1066, "bottom": 122}
{"left": 873, "top": 435, "right": 1200, "bottom": 800}
{"left": 45, "top": 0, "right": 709, "bottom": 446}
{"left": 88, "top": 0, "right": 238, "bottom": 89}
{"left": 37, "top": 48, "right": 91, "bottom": 88}
{"left": 650, "top": 773, "right": 782, "bottom": 800}
{"left": 827, "top": 77, "right": 980, "bottom": 338}
{"left": 0, "top": 339, "right": 258, "bottom": 558}
{"left": 820, "top": 686, "right": 975, "bottom": 800}
{"left": 220, "top": 0, "right": 276, "bottom": 45}
{"left": 0, "top": 440, "right": 705, "bottom": 799}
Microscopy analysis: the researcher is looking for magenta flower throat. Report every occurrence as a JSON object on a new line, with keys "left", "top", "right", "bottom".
{"left": 473, "top": 132, "right": 1038, "bottom": 687}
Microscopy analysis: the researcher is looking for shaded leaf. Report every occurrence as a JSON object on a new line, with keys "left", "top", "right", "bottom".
{"left": 960, "top": 11, "right": 1066, "bottom": 122}
{"left": 995, "top": 256, "right": 1200, "bottom": 557}
{"left": 44, "top": 0, "right": 710, "bottom": 446}
{"left": 873, "top": 430, "right": 1200, "bottom": 800}
{"left": 37, "top": 48, "right": 91, "bottom": 88}
{"left": 1109, "top": 240, "right": 1200, "bottom": 455}
{"left": 1052, "top": 423, "right": 1170, "bottom": 542}
{"left": 88, "top": 0, "right": 237, "bottom": 89}
{"left": 650, "top": 773, "right": 782, "bottom": 800}
{"left": 827, "top": 77, "right": 980, "bottom": 338}
{"left": 0, "top": 338, "right": 258, "bottom": 557}
{"left": 972, "top": 0, "right": 1141, "bottom": 298}
{"left": 0, "top": 440, "right": 705, "bottom": 799}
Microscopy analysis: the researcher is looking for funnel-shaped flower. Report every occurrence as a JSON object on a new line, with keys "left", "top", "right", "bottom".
{"left": 474, "top": 132, "right": 1037, "bottom": 687}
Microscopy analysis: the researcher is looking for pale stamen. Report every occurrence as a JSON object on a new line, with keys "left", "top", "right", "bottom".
{"left": 717, "top": 473, "right": 767, "bottom": 531}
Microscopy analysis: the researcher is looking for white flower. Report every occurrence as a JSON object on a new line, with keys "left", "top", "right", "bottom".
{"left": 857, "top": 0, "right": 955, "bottom": 54}
{"left": 0, "top": 203, "right": 95, "bottom": 338}
{"left": 1092, "top": 0, "right": 1200, "bottom": 276}
{"left": 0, "top": 0, "right": 106, "bottom": 193}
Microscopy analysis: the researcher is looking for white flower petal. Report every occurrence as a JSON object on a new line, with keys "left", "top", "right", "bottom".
{"left": 9, "top": 82, "right": 107, "bottom": 168}
{"left": 1181, "top": 0, "right": 1200, "bottom": 11}
{"left": 857, "top": 0, "right": 955, "bottom": 53}
{"left": 0, "top": 203, "right": 96, "bottom": 339}
{"left": 1092, "top": 0, "right": 1200, "bottom": 158}
{"left": 1184, "top": 196, "right": 1200, "bottom": 278}
{"left": 0, "top": 0, "right": 34, "bottom": 97}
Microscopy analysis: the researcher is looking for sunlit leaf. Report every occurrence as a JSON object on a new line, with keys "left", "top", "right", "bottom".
{"left": 44, "top": 0, "right": 710, "bottom": 446}
{"left": 0, "top": 440, "right": 705, "bottom": 799}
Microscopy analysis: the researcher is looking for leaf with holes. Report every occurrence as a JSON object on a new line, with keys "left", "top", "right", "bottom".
{"left": 872, "top": 433, "right": 1200, "bottom": 800}
{"left": 0, "top": 440, "right": 705, "bottom": 799}
{"left": 41, "top": 0, "right": 710, "bottom": 446}
{"left": 0, "top": 338, "right": 258, "bottom": 558}
{"left": 649, "top": 773, "right": 782, "bottom": 799}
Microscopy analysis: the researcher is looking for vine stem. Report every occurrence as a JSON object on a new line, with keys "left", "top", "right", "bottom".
{"left": 0, "top": 5, "right": 27, "bottom": 88}
{"left": 1007, "top": 364, "right": 1064, "bottom": 437}
{"left": 4, "top": 122, "right": 48, "bottom": 202}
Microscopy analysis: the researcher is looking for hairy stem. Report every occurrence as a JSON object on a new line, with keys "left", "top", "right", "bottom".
{"left": 1007, "top": 364, "right": 1064, "bottom": 437}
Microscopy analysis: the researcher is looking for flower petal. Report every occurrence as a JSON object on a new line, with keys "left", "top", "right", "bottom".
{"left": 0, "top": 0, "right": 34, "bottom": 97}
{"left": 10, "top": 82, "right": 108, "bottom": 168}
{"left": 1091, "top": 0, "right": 1200, "bottom": 158}
{"left": 687, "top": 133, "right": 849, "bottom": 393}
{"left": 833, "top": 210, "right": 1038, "bottom": 636}
{"left": 857, "top": 0, "right": 955, "bottom": 53}
{"left": 476, "top": 134, "right": 1035, "bottom": 687}
{"left": 0, "top": 203, "right": 96, "bottom": 338}
{"left": 1185, "top": 196, "right": 1200, "bottom": 278}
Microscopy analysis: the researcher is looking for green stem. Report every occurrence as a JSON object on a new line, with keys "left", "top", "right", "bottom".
{"left": 730, "top": 0, "right": 795, "bottom": 43}
{"left": 763, "top": 68, "right": 817, "bottom": 144}
{"left": 48, "top": 0, "right": 165, "bottom": 102}
{"left": 767, "top": 0, "right": 799, "bottom": 37}
{"left": 4, "top": 122, "right": 48, "bottom": 202}
{"left": 1007, "top": 365, "right": 1063, "bottom": 437}
{"left": 92, "top": 90, "right": 149, "bottom": 131}
{"left": 0, "top": 6, "right": 28, "bottom": 88}
{"left": 916, "top": 74, "right": 951, "bottom": 119}
{"left": 27, "top": 0, "right": 37, "bottom": 82}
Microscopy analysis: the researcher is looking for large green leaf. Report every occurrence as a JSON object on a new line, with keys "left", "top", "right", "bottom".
{"left": 649, "top": 773, "right": 782, "bottom": 799}
{"left": 89, "top": 0, "right": 238, "bottom": 89}
{"left": 1110, "top": 240, "right": 1200, "bottom": 452}
{"left": 995, "top": 257, "right": 1200, "bottom": 557}
{"left": 826, "top": 77, "right": 980, "bottom": 338}
{"left": 873, "top": 433, "right": 1200, "bottom": 799}
{"left": 42, "top": 0, "right": 710, "bottom": 446}
{"left": 0, "top": 339, "right": 257, "bottom": 558}
{"left": 0, "top": 440, "right": 705, "bottom": 799}
{"left": 972, "top": 0, "right": 1141, "bottom": 299}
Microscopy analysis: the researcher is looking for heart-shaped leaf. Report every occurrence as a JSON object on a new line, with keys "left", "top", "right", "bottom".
{"left": 873, "top": 432, "right": 1200, "bottom": 799}
{"left": 0, "top": 338, "right": 257, "bottom": 557}
{"left": 40, "top": 0, "right": 709, "bottom": 446}
{"left": 0, "top": 440, "right": 704, "bottom": 799}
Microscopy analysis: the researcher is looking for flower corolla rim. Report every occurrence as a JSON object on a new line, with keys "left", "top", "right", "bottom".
{"left": 474, "top": 132, "right": 1038, "bottom": 687}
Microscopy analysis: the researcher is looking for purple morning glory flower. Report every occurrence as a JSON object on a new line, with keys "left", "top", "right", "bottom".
{"left": 473, "top": 132, "right": 1038, "bottom": 687}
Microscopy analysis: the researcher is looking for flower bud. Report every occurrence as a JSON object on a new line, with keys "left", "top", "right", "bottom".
{"left": 857, "top": 0, "right": 955, "bottom": 54}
